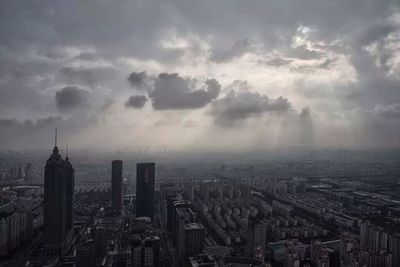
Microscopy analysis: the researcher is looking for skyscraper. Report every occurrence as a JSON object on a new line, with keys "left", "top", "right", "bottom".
{"left": 111, "top": 160, "right": 123, "bottom": 213}
{"left": 136, "top": 163, "right": 155, "bottom": 219}
{"left": 65, "top": 152, "right": 75, "bottom": 244}
{"left": 43, "top": 131, "right": 74, "bottom": 255}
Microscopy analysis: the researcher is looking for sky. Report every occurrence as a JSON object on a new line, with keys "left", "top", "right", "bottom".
{"left": 0, "top": 0, "right": 399, "bottom": 151}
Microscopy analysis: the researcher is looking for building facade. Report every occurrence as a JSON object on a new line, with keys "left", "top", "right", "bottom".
{"left": 112, "top": 160, "right": 123, "bottom": 213}
{"left": 136, "top": 163, "right": 155, "bottom": 219}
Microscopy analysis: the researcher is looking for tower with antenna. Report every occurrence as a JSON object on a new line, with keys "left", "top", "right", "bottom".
{"left": 43, "top": 129, "right": 75, "bottom": 256}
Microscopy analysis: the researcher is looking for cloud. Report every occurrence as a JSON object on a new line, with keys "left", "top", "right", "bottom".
{"left": 0, "top": 0, "right": 400, "bottom": 150}
{"left": 373, "top": 103, "right": 400, "bottom": 118}
{"left": 210, "top": 90, "right": 291, "bottom": 127}
{"left": 0, "top": 114, "right": 99, "bottom": 150}
{"left": 319, "top": 57, "right": 338, "bottom": 69}
{"left": 0, "top": 116, "right": 62, "bottom": 131}
{"left": 149, "top": 73, "right": 221, "bottom": 110}
{"left": 127, "top": 71, "right": 149, "bottom": 89}
{"left": 57, "top": 66, "right": 116, "bottom": 87}
{"left": 0, "top": 116, "right": 63, "bottom": 149}
{"left": 124, "top": 95, "right": 148, "bottom": 108}
{"left": 356, "top": 23, "right": 397, "bottom": 47}
{"left": 264, "top": 57, "right": 293, "bottom": 67}
{"left": 287, "top": 45, "right": 323, "bottom": 60}
{"left": 55, "top": 86, "right": 89, "bottom": 111}
{"left": 211, "top": 39, "right": 251, "bottom": 63}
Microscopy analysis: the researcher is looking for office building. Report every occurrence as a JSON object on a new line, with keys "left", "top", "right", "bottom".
{"left": 184, "top": 223, "right": 205, "bottom": 258}
{"left": 136, "top": 163, "right": 155, "bottom": 219}
{"left": 43, "top": 133, "right": 74, "bottom": 255}
{"left": 112, "top": 160, "right": 123, "bottom": 213}
{"left": 131, "top": 233, "right": 160, "bottom": 267}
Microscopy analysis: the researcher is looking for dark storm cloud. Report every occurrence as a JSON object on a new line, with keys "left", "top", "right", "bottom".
{"left": 124, "top": 95, "right": 148, "bottom": 109}
{"left": 210, "top": 90, "right": 291, "bottom": 127}
{"left": 127, "top": 71, "right": 149, "bottom": 89}
{"left": 55, "top": 86, "right": 89, "bottom": 111}
{"left": 149, "top": 73, "right": 221, "bottom": 110}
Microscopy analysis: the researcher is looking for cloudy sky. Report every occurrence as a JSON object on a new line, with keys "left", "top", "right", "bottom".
{"left": 0, "top": 0, "right": 399, "bottom": 151}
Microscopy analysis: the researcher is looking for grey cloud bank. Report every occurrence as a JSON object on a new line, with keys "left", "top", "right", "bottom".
{"left": 0, "top": 0, "right": 399, "bottom": 150}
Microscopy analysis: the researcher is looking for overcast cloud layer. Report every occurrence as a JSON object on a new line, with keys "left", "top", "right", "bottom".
{"left": 0, "top": 0, "right": 399, "bottom": 151}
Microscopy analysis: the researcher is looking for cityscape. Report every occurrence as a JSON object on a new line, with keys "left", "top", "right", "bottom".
{"left": 1, "top": 0, "right": 400, "bottom": 266}
{"left": 0, "top": 140, "right": 399, "bottom": 266}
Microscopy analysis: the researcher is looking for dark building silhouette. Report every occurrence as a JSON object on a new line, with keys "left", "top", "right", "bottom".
{"left": 131, "top": 234, "right": 160, "bottom": 267}
{"left": 136, "top": 163, "right": 155, "bottom": 219}
{"left": 94, "top": 227, "right": 108, "bottom": 259}
{"left": 112, "top": 160, "right": 123, "bottom": 213}
{"left": 43, "top": 132, "right": 74, "bottom": 255}
{"left": 76, "top": 240, "right": 96, "bottom": 267}
{"left": 65, "top": 151, "right": 74, "bottom": 243}
{"left": 166, "top": 196, "right": 178, "bottom": 232}
{"left": 246, "top": 213, "right": 267, "bottom": 258}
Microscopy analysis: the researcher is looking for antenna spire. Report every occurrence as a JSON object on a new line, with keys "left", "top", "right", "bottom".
{"left": 66, "top": 146, "right": 69, "bottom": 158}
{"left": 55, "top": 128, "right": 58, "bottom": 148}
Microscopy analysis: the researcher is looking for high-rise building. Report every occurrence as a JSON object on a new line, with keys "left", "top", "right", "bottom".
{"left": 310, "top": 240, "right": 330, "bottom": 267}
{"left": 76, "top": 240, "right": 96, "bottom": 267}
{"left": 247, "top": 214, "right": 267, "bottom": 258}
{"left": 43, "top": 132, "right": 74, "bottom": 255}
{"left": 388, "top": 233, "right": 400, "bottom": 267}
{"left": 183, "top": 223, "right": 205, "bottom": 258}
{"left": 159, "top": 183, "right": 178, "bottom": 222}
{"left": 112, "top": 160, "right": 123, "bottom": 213}
{"left": 131, "top": 233, "right": 160, "bottom": 267}
{"left": 166, "top": 196, "right": 178, "bottom": 232}
{"left": 94, "top": 227, "right": 108, "bottom": 259}
{"left": 136, "top": 163, "right": 155, "bottom": 219}
{"left": 65, "top": 154, "right": 74, "bottom": 244}
{"left": 171, "top": 204, "right": 199, "bottom": 264}
{"left": 171, "top": 201, "right": 193, "bottom": 248}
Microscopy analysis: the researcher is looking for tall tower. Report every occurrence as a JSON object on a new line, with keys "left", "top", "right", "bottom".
{"left": 136, "top": 163, "right": 155, "bottom": 219}
{"left": 111, "top": 160, "right": 123, "bottom": 213}
{"left": 43, "top": 130, "right": 74, "bottom": 255}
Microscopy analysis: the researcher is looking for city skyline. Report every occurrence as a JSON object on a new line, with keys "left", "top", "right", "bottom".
{"left": 0, "top": 0, "right": 400, "bottom": 151}
{"left": 0, "top": 137, "right": 399, "bottom": 266}
{"left": 0, "top": 2, "right": 400, "bottom": 266}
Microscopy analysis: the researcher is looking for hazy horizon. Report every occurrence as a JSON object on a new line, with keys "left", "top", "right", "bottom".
{"left": 1, "top": 0, "right": 400, "bottom": 151}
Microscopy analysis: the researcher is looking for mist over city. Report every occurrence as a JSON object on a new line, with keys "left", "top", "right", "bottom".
{"left": 0, "top": 1, "right": 400, "bottom": 267}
